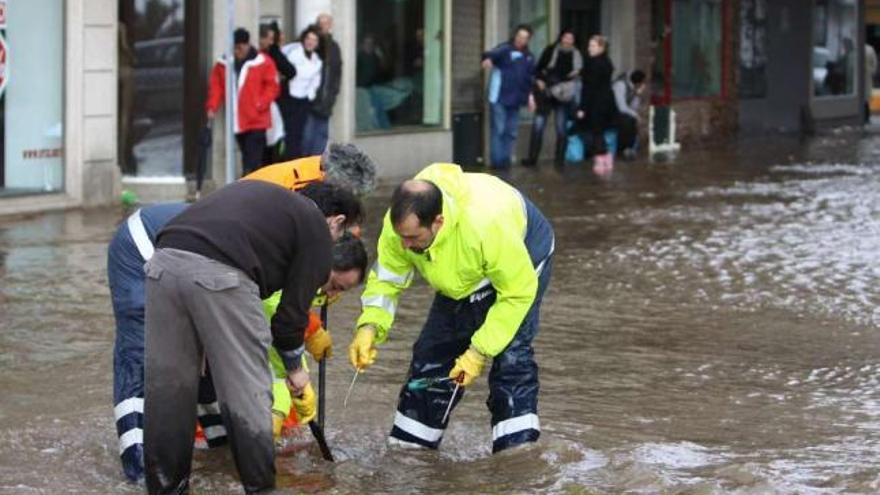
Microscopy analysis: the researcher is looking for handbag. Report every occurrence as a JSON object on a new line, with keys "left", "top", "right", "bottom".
{"left": 549, "top": 80, "right": 577, "bottom": 103}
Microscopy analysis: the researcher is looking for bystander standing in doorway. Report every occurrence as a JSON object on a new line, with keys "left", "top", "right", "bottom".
{"left": 260, "top": 22, "right": 298, "bottom": 162}
{"left": 523, "top": 28, "right": 582, "bottom": 166}
{"left": 481, "top": 24, "right": 537, "bottom": 169}
{"left": 206, "top": 28, "right": 280, "bottom": 176}
{"left": 303, "top": 13, "right": 343, "bottom": 156}
{"left": 282, "top": 26, "right": 323, "bottom": 160}
{"left": 574, "top": 34, "right": 616, "bottom": 174}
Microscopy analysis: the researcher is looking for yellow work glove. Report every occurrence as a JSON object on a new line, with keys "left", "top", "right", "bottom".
{"left": 305, "top": 327, "right": 333, "bottom": 361}
{"left": 348, "top": 326, "right": 378, "bottom": 370}
{"left": 449, "top": 346, "right": 487, "bottom": 387}
{"left": 291, "top": 382, "right": 317, "bottom": 424}
{"left": 272, "top": 411, "right": 286, "bottom": 437}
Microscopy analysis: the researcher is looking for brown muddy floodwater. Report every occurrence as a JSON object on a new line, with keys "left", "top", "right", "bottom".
{"left": 1, "top": 131, "right": 880, "bottom": 494}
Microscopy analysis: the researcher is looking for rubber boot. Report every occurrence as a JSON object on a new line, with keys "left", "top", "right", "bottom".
{"left": 604, "top": 152, "right": 614, "bottom": 169}
{"left": 522, "top": 129, "right": 542, "bottom": 167}
{"left": 554, "top": 137, "right": 567, "bottom": 165}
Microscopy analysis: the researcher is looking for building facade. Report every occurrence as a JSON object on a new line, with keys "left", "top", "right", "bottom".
{"left": 0, "top": 0, "right": 867, "bottom": 215}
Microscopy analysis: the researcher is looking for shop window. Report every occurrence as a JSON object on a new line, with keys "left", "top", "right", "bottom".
{"left": 671, "top": 0, "right": 723, "bottom": 98}
{"left": 739, "top": 0, "right": 767, "bottom": 99}
{"left": 119, "top": 0, "right": 186, "bottom": 176}
{"left": 356, "top": 0, "right": 445, "bottom": 133}
{"left": 813, "top": 0, "right": 857, "bottom": 97}
{"left": 0, "top": 0, "right": 64, "bottom": 196}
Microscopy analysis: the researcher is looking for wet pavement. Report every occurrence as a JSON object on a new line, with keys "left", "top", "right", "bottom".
{"left": 1, "top": 129, "right": 879, "bottom": 494}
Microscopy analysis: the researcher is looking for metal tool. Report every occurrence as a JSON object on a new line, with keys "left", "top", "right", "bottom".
{"left": 441, "top": 374, "right": 463, "bottom": 424}
{"left": 343, "top": 368, "right": 360, "bottom": 408}
{"left": 307, "top": 421, "right": 335, "bottom": 462}
{"left": 304, "top": 302, "right": 334, "bottom": 462}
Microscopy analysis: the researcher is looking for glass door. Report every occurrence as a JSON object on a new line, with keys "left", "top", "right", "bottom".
{"left": 560, "top": 0, "right": 601, "bottom": 51}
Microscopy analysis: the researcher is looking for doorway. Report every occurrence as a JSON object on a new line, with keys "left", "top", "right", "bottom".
{"left": 560, "top": 0, "right": 601, "bottom": 51}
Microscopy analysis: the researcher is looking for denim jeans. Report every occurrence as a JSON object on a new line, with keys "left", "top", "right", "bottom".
{"left": 490, "top": 103, "right": 521, "bottom": 168}
{"left": 302, "top": 113, "right": 330, "bottom": 156}
{"left": 532, "top": 103, "right": 570, "bottom": 144}
{"left": 529, "top": 100, "right": 574, "bottom": 161}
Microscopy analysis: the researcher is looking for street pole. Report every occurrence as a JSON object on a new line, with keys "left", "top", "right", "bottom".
{"left": 224, "top": 0, "right": 236, "bottom": 184}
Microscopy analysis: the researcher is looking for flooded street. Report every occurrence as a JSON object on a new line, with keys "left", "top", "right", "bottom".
{"left": 2, "top": 131, "right": 879, "bottom": 494}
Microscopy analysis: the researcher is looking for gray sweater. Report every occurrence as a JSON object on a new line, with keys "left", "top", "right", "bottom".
{"left": 612, "top": 74, "right": 641, "bottom": 119}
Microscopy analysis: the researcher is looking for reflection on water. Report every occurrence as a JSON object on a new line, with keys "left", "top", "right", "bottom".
{"left": 1, "top": 131, "right": 879, "bottom": 493}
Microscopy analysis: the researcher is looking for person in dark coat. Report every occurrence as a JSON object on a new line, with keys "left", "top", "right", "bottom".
{"left": 303, "top": 13, "right": 343, "bottom": 156}
{"left": 260, "top": 23, "right": 297, "bottom": 163}
{"left": 523, "top": 28, "right": 583, "bottom": 166}
{"left": 574, "top": 35, "right": 616, "bottom": 173}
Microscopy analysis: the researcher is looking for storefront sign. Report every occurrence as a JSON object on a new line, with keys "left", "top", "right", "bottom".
{"left": 0, "top": 1, "right": 6, "bottom": 29}
{"left": 0, "top": 33, "right": 6, "bottom": 98}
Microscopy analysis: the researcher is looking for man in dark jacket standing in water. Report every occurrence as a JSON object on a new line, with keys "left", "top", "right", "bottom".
{"left": 143, "top": 180, "right": 362, "bottom": 494}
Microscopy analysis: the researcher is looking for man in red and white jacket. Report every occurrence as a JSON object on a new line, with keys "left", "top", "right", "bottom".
{"left": 206, "top": 28, "right": 280, "bottom": 176}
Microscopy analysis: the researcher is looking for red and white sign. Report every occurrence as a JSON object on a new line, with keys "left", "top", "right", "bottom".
{"left": 0, "top": 33, "right": 6, "bottom": 99}
{"left": 0, "top": 1, "right": 6, "bottom": 29}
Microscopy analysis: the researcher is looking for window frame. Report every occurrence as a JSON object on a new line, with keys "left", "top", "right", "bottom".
{"left": 653, "top": 0, "right": 730, "bottom": 105}
{"left": 810, "top": 0, "right": 859, "bottom": 100}
{"left": 353, "top": 0, "right": 451, "bottom": 137}
{"left": 0, "top": 0, "right": 67, "bottom": 197}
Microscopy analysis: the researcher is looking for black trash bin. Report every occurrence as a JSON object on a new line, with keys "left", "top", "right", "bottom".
{"left": 453, "top": 112, "right": 483, "bottom": 168}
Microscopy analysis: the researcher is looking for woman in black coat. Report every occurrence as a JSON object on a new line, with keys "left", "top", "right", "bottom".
{"left": 575, "top": 35, "right": 617, "bottom": 172}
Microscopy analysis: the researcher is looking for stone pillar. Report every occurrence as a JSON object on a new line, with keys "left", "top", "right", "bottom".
{"left": 328, "top": 0, "right": 355, "bottom": 143}
{"left": 208, "top": 0, "right": 260, "bottom": 186}
{"left": 80, "top": 0, "right": 121, "bottom": 206}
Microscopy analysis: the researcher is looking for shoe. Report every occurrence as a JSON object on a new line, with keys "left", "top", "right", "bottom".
{"left": 520, "top": 158, "right": 537, "bottom": 167}
{"left": 554, "top": 138, "right": 567, "bottom": 165}
{"left": 604, "top": 153, "right": 614, "bottom": 169}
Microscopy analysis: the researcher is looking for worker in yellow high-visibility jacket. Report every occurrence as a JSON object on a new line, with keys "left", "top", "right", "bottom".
{"left": 349, "top": 163, "right": 555, "bottom": 453}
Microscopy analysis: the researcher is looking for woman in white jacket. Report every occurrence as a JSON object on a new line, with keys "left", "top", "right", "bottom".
{"left": 282, "top": 26, "right": 323, "bottom": 159}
